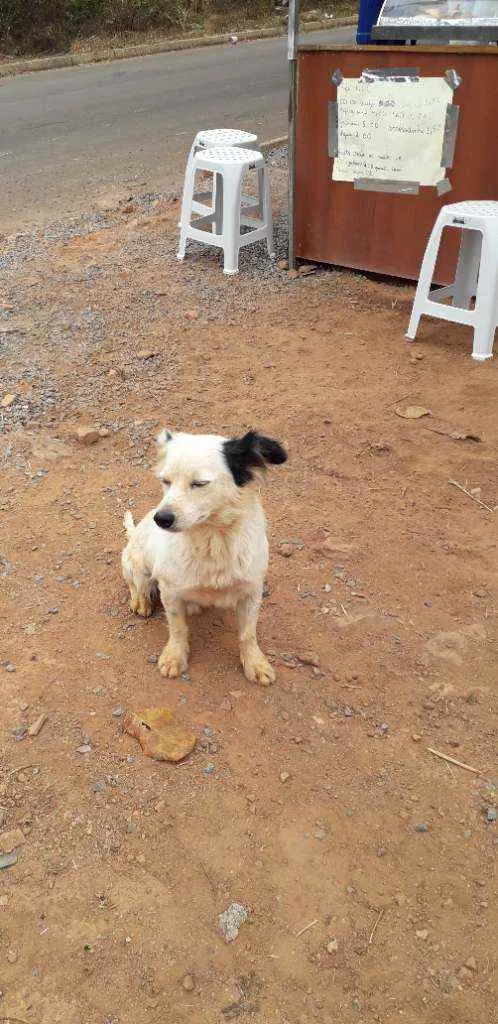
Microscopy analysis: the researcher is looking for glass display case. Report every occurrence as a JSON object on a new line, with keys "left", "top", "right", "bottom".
{"left": 373, "top": 1, "right": 498, "bottom": 40}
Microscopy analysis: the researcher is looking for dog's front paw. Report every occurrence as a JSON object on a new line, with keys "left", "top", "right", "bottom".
{"left": 130, "top": 593, "right": 154, "bottom": 618}
{"left": 158, "top": 643, "right": 189, "bottom": 679}
{"left": 242, "top": 650, "right": 276, "bottom": 687}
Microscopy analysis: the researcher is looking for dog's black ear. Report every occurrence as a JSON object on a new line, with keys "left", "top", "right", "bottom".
{"left": 223, "top": 431, "right": 287, "bottom": 487}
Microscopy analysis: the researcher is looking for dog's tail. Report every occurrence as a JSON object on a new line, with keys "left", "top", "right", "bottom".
{"left": 123, "top": 511, "right": 135, "bottom": 539}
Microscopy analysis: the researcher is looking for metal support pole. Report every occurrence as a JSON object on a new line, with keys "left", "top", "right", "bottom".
{"left": 287, "top": 0, "right": 300, "bottom": 269}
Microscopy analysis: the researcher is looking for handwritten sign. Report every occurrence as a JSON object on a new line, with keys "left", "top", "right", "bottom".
{"left": 333, "top": 76, "right": 452, "bottom": 186}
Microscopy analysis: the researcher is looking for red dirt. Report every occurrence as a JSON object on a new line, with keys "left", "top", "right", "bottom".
{"left": 1, "top": 189, "right": 497, "bottom": 1024}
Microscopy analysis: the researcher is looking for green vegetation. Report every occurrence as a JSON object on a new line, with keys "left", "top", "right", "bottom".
{"left": 0, "top": 1, "right": 357, "bottom": 56}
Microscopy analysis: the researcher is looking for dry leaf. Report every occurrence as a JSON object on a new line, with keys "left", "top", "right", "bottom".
{"left": 122, "top": 707, "right": 196, "bottom": 762}
{"left": 395, "top": 405, "right": 431, "bottom": 420}
{"left": 426, "top": 427, "right": 481, "bottom": 443}
{"left": 449, "top": 430, "right": 481, "bottom": 442}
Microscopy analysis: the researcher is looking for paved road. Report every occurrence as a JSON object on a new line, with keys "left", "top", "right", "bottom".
{"left": 0, "top": 26, "right": 354, "bottom": 233}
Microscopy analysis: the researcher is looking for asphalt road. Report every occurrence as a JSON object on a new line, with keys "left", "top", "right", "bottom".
{"left": 0, "top": 26, "right": 355, "bottom": 233}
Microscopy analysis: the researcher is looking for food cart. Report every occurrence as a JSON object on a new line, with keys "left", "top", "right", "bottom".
{"left": 287, "top": 4, "right": 498, "bottom": 279}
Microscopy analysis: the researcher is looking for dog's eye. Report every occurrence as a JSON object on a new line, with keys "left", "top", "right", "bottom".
{"left": 162, "top": 478, "right": 171, "bottom": 487}
{"left": 191, "top": 480, "right": 209, "bottom": 489}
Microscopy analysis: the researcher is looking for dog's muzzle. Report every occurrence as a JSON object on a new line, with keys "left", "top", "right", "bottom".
{"left": 154, "top": 509, "right": 176, "bottom": 530}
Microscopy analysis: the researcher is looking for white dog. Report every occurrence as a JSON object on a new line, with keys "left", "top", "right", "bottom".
{"left": 121, "top": 429, "right": 287, "bottom": 685}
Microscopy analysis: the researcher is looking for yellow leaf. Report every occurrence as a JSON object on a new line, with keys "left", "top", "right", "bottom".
{"left": 395, "top": 405, "right": 431, "bottom": 419}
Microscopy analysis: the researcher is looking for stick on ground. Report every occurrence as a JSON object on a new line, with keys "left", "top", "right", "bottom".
{"left": 449, "top": 479, "right": 495, "bottom": 513}
{"left": 427, "top": 747, "right": 481, "bottom": 775}
{"left": 6, "top": 764, "right": 41, "bottom": 779}
{"left": 369, "top": 908, "right": 384, "bottom": 945}
{"left": 295, "top": 919, "right": 319, "bottom": 938}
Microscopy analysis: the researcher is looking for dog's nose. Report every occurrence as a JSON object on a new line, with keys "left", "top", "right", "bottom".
{"left": 154, "top": 509, "right": 176, "bottom": 530}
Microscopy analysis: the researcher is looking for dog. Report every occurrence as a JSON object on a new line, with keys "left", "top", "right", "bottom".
{"left": 122, "top": 429, "right": 287, "bottom": 685}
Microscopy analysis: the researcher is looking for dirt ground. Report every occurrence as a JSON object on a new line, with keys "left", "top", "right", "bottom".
{"left": 1, "top": 165, "right": 497, "bottom": 1024}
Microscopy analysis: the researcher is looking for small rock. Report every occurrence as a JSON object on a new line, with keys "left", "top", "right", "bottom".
{"left": 472, "top": 588, "right": 487, "bottom": 599}
{"left": 415, "top": 929, "right": 429, "bottom": 940}
{"left": 6, "top": 949, "right": 18, "bottom": 964}
{"left": 278, "top": 542, "right": 294, "bottom": 558}
{"left": 137, "top": 349, "right": 159, "bottom": 359}
{"left": 297, "top": 650, "right": 320, "bottom": 667}
{"left": 181, "top": 672, "right": 191, "bottom": 682}
{"left": 313, "top": 828, "right": 328, "bottom": 841}
{"left": 185, "top": 309, "right": 198, "bottom": 320}
{"left": 147, "top": 654, "right": 158, "bottom": 664}
{"left": 458, "top": 965, "right": 474, "bottom": 981}
{"left": 277, "top": 259, "right": 289, "bottom": 271}
{"left": 0, "top": 829, "right": 24, "bottom": 854}
{"left": 218, "top": 902, "right": 248, "bottom": 942}
{"left": 287, "top": 269, "right": 299, "bottom": 280}
{"left": 414, "top": 822, "right": 429, "bottom": 833}
{"left": 465, "top": 956, "right": 477, "bottom": 971}
{"left": 76, "top": 426, "right": 101, "bottom": 446}
{"left": 12, "top": 725, "right": 27, "bottom": 742}
{"left": 326, "top": 938, "right": 339, "bottom": 954}
{"left": 0, "top": 851, "right": 18, "bottom": 870}
{"left": 1, "top": 393, "right": 16, "bottom": 409}
{"left": 112, "top": 707, "right": 124, "bottom": 718}
{"left": 92, "top": 780, "right": 106, "bottom": 793}
{"left": 126, "top": 821, "right": 138, "bottom": 834}
{"left": 28, "top": 712, "right": 47, "bottom": 737}
{"left": 321, "top": 537, "right": 356, "bottom": 556}
{"left": 77, "top": 744, "right": 92, "bottom": 754}
{"left": 182, "top": 973, "right": 195, "bottom": 992}
{"left": 279, "top": 771, "right": 290, "bottom": 783}
{"left": 0, "top": 808, "right": 7, "bottom": 828}
{"left": 485, "top": 807, "right": 497, "bottom": 823}
{"left": 0, "top": 893, "right": 8, "bottom": 906}
{"left": 48, "top": 607, "right": 59, "bottom": 615}
{"left": 202, "top": 763, "right": 215, "bottom": 776}
{"left": 412, "top": 733, "right": 422, "bottom": 742}
{"left": 98, "top": 428, "right": 110, "bottom": 438}
{"left": 298, "top": 264, "right": 316, "bottom": 276}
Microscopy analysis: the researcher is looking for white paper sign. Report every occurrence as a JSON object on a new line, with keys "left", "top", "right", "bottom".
{"left": 333, "top": 76, "right": 452, "bottom": 186}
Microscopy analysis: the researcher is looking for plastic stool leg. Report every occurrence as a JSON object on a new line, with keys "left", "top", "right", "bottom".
{"left": 178, "top": 139, "right": 197, "bottom": 229}
{"left": 471, "top": 235, "right": 497, "bottom": 361}
{"left": 214, "top": 172, "right": 224, "bottom": 235}
{"left": 222, "top": 167, "right": 242, "bottom": 275}
{"left": 406, "top": 219, "right": 444, "bottom": 339}
{"left": 453, "top": 229, "right": 482, "bottom": 309}
{"left": 177, "top": 159, "right": 196, "bottom": 261}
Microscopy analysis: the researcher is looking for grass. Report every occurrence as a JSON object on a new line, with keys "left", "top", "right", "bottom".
{"left": 0, "top": 1, "right": 358, "bottom": 59}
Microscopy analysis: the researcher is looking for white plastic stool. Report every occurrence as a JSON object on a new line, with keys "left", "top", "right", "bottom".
{"left": 179, "top": 128, "right": 258, "bottom": 225}
{"left": 406, "top": 201, "right": 498, "bottom": 361}
{"left": 177, "top": 146, "right": 274, "bottom": 276}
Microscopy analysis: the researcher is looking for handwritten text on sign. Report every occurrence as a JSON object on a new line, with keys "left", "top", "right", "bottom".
{"left": 333, "top": 77, "right": 452, "bottom": 186}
